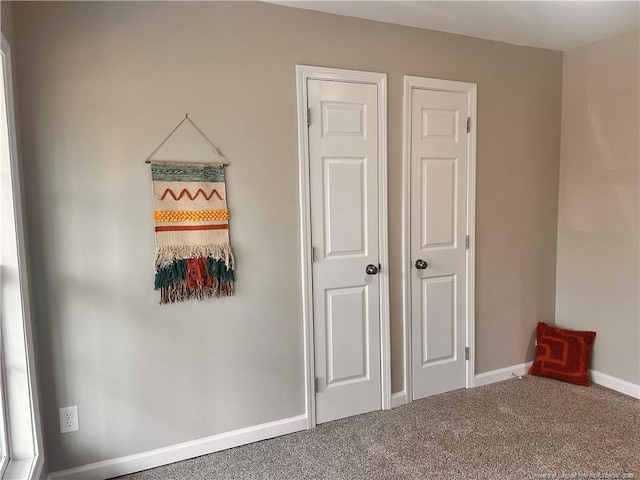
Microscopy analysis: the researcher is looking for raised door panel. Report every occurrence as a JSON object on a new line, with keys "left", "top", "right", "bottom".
{"left": 323, "top": 158, "right": 367, "bottom": 258}
{"left": 322, "top": 102, "right": 366, "bottom": 138}
{"left": 420, "top": 276, "right": 456, "bottom": 365}
{"left": 421, "top": 158, "right": 457, "bottom": 249}
{"left": 325, "top": 286, "right": 369, "bottom": 386}
{"left": 421, "top": 108, "right": 459, "bottom": 141}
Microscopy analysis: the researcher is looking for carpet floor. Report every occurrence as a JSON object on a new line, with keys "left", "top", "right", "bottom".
{"left": 118, "top": 376, "right": 639, "bottom": 480}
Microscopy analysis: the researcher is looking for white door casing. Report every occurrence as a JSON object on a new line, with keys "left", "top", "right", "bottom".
{"left": 402, "top": 76, "right": 477, "bottom": 402}
{"left": 296, "top": 66, "right": 389, "bottom": 427}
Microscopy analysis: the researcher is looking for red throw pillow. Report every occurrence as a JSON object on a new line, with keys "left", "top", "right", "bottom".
{"left": 529, "top": 322, "right": 596, "bottom": 386}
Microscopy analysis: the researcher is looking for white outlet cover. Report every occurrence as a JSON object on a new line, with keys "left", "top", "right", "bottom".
{"left": 59, "top": 405, "right": 79, "bottom": 433}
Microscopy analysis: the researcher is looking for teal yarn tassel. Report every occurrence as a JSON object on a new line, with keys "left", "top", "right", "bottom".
{"left": 207, "top": 257, "right": 235, "bottom": 282}
{"left": 154, "top": 259, "right": 186, "bottom": 289}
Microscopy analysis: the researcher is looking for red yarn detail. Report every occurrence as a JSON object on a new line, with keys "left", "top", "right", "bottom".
{"left": 155, "top": 224, "right": 228, "bottom": 232}
{"left": 160, "top": 188, "right": 223, "bottom": 201}
{"left": 185, "top": 258, "right": 213, "bottom": 289}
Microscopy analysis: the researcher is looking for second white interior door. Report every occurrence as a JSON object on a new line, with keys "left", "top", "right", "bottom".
{"left": 410, "top": 85, "right": 469, "bottom": 400}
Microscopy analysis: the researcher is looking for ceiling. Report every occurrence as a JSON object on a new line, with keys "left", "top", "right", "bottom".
{"left": 268, "top": 1, "right": 640, "bottom": 51}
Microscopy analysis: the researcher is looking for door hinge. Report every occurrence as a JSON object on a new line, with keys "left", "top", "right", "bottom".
{"left": 465, "top": 347, "right": 470, "bottom": 361}
{"left": 307, "top": 108, "right": 311, "bottom": 127}
{"left": 314, "top": 377, "right": 319, "bottom": 392}
{"left": 465, "top": 235, "right": 470, "bottom": 250}
{"left": 466, "top": 116, "right": 471, "bottom": 133}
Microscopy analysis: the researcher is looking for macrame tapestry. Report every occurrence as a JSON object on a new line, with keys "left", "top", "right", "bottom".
{"left": 151, "top": 162, "right": 235, "bottom": 304}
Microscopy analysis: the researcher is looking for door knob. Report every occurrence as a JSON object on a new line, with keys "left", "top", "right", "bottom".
{"left": 415, "top": 259, "right": 428, "bottom": 270}
{"left": 365, "top": 264, "right": 379, "bottom": 275}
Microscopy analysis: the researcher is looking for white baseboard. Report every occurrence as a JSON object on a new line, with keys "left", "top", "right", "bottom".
{"left": 474, "top": 362, "right": 533, "bottom": 387}
{"left": 47, "top": 414, "right": 308, "bottom": 480}
{"left": 474, "top": 362, "right": 640, "bottom": 400}
{"left": 590, "top": 370, "right": 640, "bottom": 399}
{"left": 391, "top": 391, "right": 407, "bottom": 408}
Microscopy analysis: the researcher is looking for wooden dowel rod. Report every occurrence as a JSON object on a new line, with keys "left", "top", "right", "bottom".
{"left": 145, "top": 159, "right": 230, "bottom": 166}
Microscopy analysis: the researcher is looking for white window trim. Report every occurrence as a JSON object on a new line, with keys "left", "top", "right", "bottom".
{"left": 0, "top": 33, "right": 44, "bottom": 480}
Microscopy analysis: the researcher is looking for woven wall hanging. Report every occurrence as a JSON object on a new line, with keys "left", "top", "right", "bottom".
{"left": 145, "top": 115, "right": 235, "bottom": 304}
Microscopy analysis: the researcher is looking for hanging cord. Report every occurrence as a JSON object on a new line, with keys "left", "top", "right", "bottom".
{"left": 144, "top": 113, "right": 230, "bottom": 166}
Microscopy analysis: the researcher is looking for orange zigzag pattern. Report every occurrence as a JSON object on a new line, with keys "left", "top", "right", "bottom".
{"left": 160, "top": 188, "right": 224, "bottom": 201}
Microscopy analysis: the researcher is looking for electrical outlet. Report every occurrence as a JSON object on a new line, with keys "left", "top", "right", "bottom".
{"left": 59, "top": 406, "right": 79, "bottom": 433}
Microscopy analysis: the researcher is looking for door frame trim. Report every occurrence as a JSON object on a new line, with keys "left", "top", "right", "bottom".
{"left": 401, "top": 75, "right": 477, "bottom": 402}
{"left": 295, "top": 65, "right": 390, "bottom": 428}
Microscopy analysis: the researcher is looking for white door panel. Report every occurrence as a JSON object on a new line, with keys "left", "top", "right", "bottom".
{"left": 323, "top": 158, "right": 366, "bottom": 257}
{"left": 308, "top": 79, "right": 381, "bottom": 424}
{"left": 420, "top": 275, "right": 456, "bottom": 365}
{"left": 325, "top": 286, "right": 369, "bottom": 386}
{"left": 411, "top": 88, "right": 468, "bottom": 400}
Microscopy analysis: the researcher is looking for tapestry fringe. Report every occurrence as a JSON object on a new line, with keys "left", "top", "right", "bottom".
{"left": 155, "top": 243, "right": 235, "bottom": 270}
{"left": 159, "top": 279, "right": 235, "bottom": 304}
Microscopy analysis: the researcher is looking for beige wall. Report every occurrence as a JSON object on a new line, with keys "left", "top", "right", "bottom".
{"left": 556, "top": 29, "right": 640, "bottom": 385}
{"left": 12, "top": 1, "right": 562, "bottom": 471}
{"left": 1, "top": 0, "right": 13, "bottom": 42}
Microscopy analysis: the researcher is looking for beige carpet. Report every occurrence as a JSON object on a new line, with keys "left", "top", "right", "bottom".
{"left": 118, "top": 376, "right": 640, "bottom": 479}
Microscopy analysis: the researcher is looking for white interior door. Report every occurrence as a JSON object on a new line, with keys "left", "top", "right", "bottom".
{"left": 410, "top": 87, "right": 469, "bottom": 400}
{"left": 308, "top": 78, "right": 382, "bottom": 424}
